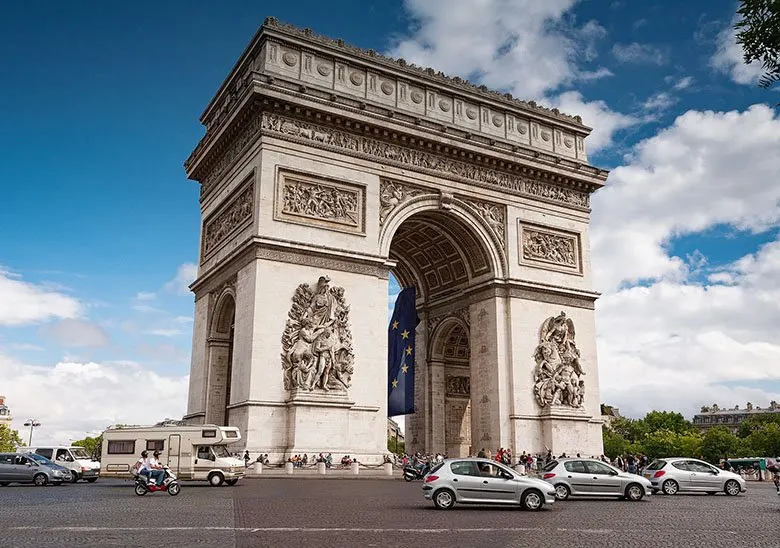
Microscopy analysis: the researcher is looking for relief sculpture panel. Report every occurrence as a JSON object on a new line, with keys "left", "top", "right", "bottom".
{"left": 202, "top": 180, "right": 254, "bottom": 259}
{"left": 519, "top": 222, "right": 581, "bottom": 274}
{"left": 533, "top": 312, "right": 585, "bottom": 409}
{"left": 446, "top": 375, "right": 471, "bottom": 397}
{"left": 275, "top": 170, "right": 365, "bottom": 234}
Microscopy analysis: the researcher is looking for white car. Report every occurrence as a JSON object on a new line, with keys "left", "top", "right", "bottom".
{"left": 643, "top": 458, "right": 746, "bottom": 496}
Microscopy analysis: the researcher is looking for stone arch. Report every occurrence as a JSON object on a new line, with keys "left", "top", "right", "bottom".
{"left": 205, "top": 287, "right": 236, "bottom": 427}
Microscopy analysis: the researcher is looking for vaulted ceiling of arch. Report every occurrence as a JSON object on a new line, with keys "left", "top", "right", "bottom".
{"left": 389, "top": 212, "right": 491, "bottom": 300}
{"left": 441, "top": 323, "right": 470, "bottom": 360}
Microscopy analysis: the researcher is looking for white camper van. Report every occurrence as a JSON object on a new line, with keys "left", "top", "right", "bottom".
{"left": 20, "top": 446, "right": 101, "bottom": 483}
{"left": 100, "top": 424, "right": 245, "bottom": 486}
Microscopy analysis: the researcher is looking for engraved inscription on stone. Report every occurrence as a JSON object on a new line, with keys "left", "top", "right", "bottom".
{"left": 280, "top": 275, "right": 355, "bottom": 393}
{"left": 202, "top": 181, "right": 254, "bottom": 258}
{"left": 519, "top": 223, "right": 581, "bottom": 272}
{"left": 446, "top": 375, "right": 470, "bottom": 397}
{"left": 533, "top": 311, "right": 585, "bottom": 409}
{"left": 275, "top": 170, "right": 365, "bottom": 234}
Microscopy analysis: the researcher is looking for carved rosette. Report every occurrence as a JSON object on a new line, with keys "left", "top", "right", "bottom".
{"left": 532, "top": 311, "right": 585, "bottom": 409}
{"left": 202, "top": 182, "right": 254, "bottom": 258}
{"left": 445, "top": 375, "right": 470, "bottom": 397}
{"left": 379, "top": 179, "right": 426, "bottom": 225}
{"left": 260, "top": 113, "right": 591, "bottom": 209}
{"left": 280, "top": 275, "right": 355, "bottom": 393}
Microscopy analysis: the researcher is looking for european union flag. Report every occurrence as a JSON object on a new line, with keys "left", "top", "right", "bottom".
{"left": 388, "top": 287, "right": 417, "bottom": 416}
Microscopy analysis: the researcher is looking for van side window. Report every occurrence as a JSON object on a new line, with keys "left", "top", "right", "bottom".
{"left": 56, "top": 449, "right": 73, "bottom": 462}
{"left": 146, "top": 440, "right": 165, "bottom": 452}
{"left": 202, "top": 430, "right": 217, "bottom": 438}
{"left": 107, "top": 441, "right": 136, "bottom": 455}
{"left": 36, "top": 448, "right": 53, "bottom": 459}
{"left": 197, "top": 446, "right": 214, "bottom": 461}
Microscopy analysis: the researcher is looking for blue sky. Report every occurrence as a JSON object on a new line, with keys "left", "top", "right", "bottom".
{"left": 1, "top": 0, "right": 779, "bottom": 443}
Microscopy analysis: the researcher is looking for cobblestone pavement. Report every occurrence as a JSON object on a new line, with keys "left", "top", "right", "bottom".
{"left": 1, "top": 479, "right": 778, "bottom": 547}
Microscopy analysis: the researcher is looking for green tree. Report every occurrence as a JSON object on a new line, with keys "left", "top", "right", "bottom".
{"left": 642, "top": 411, "right": 694, "bottom": 435}
{"left": 701, "top": 426, "right": 740, "bottom": 464}
{"left": 73, "top": 434, "right": 103, "bottom": 460}
{"left": 639, "top": 429, "right": 702, "bottom": 460}
{"left": 737, "top": 413, "right": 780, "bottom": 438}
{"left": 609, "top": 417, "right": 648, "bottom": 444}
{"left": 387, "top": 438, "right": 405, "bottom": 454}
{"left": 0, "top": 425, "right": 23, "bottom": 452}
{"left": 735, "top": 0, "right": 780, "bottom": 88}
{"left": 743, "top": 422, "right": 780, "bottom": 457}
{"left": 602, "top": 426, "right": 630, "bottom": 459}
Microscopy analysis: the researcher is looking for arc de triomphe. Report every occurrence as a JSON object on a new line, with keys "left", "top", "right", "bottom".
{"left": 183, "top": 18, "right": 608, "bottom": 462}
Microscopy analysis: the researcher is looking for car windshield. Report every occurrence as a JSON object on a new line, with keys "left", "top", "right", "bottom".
{"left": 646, "top": 460, "right": 666, "bottom": 471}
{"left": 26, "top": 453, "right": 56, "bottom": 466}
{"left": 212, "top": 445, "right": 231, "bottom": 458}
{"left": 70, "top": 448, "right": 91, "bottom": 460}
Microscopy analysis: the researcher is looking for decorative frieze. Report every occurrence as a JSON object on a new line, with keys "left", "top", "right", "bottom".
{"left": 261, "top": 113, "right": 590, "bottom": 209}
{"left": 519, "top": 222, "right": 581, "bottom": 274}
{"left": 468, "top": 199, "right": 506, "bottom": 249}
{"left": 379, "top": 180, "right": 428, "bottom": 225}
{"left": 201, "top": 114, "right": 263, "bottom": 198}
{"left": 446, "top": 375, "right": 471, "bottom": 397}
{"left": 202, "top": 181, "right": 254, "bottom": 259}
{"left": 275, "top": 170, "right": 365, "bottom": 234}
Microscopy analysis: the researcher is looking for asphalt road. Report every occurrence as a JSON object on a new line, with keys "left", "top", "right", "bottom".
{"left": 0, "top": 478, "right": 778, "bottom": 548}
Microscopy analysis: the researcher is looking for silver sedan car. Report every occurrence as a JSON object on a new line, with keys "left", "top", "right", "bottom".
{"left": 541, "top": 458, "right": 653, "bottom": 501}
{"left": 643, "top": 458, "right": 746, "bottom": 496}
{"left": 421, "top": 458, "right": 556, "bottom": 511}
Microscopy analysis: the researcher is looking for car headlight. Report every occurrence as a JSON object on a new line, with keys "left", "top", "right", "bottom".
{"left": 52, "top": 470, "right": 62, "bottom": 476}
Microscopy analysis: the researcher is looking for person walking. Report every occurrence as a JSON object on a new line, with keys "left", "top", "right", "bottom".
{"left": 243, "top": 450, "right": 250, "bottom": 468}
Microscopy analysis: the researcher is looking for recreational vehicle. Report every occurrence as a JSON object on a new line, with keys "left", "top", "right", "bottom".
{"left": 100, "top": 423, "right": 245, "bottom": 486}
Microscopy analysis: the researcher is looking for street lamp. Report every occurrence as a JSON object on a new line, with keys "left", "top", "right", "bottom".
{"left": 23, "top": 419, "right": 41, "bottom": 446}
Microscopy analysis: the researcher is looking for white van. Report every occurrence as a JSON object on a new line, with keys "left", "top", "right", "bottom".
{"left": 20, "top": 446, "right": 101, "bottom": 483}
{"left": 100, "top": 423, "right": 245, "bottom": 486}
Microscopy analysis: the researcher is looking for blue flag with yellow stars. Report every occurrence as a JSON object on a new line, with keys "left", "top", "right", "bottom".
{"left": 388, "top": 287, "right": 417, "bottom": 416}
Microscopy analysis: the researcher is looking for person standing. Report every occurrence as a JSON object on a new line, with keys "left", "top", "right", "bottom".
{"left": 244, "top": 450, "right": 250, "bottom": 468}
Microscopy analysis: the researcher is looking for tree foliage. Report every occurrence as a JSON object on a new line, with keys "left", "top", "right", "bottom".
{"left": 0, "top": 425, "right": 23, "bottom": 452}
{"left": 735, "top": 0, "right": 780, "bottom": 88}
{"left": 72, "top": 434, "right": 103, "bottom": 460}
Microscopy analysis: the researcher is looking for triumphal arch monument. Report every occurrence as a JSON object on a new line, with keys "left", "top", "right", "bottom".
{"left": 183, "top": 18, "right": 608, "bottom": 462}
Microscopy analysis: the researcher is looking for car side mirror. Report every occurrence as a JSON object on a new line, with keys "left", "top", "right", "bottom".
{"left": 25, "top": 462, "right": 32, "bottom": 467}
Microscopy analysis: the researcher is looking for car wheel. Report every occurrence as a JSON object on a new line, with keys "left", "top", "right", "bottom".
{"left": 433, "top": 488, "right": 456, "bottom": 510}
{"left": 724, "top": 480, "right": 741, "bottom": 496}
{"left": 134, "top": 483, "right": 147, "bottom": 496}
{"left": 521, "top": 489, "right": 544, "bottom": 511}
{"left": 33, "top": 473, "right": 48, "bottom": 487}
{"left": 70, "top": 472, "right": 79, "bottom": 484}
{"left": 167, "top": 482, "right": 181, "bottom": 496}
{"left": 86, "top": 478, "right": 98, "bottom": 483}
{"left": 208, "top": 472, "right": 224, "bottom": 487}
{"left": 554, "top": 484, "right": 570, "bottom": 501}
{"left": 625, "top": 483, "right": 644, "bottom": 501}
{"left": 662, "top": 479, "right": 679, "bottom": 495}
{"left": 226, "top": 479, "right": 239, "bottom": 486}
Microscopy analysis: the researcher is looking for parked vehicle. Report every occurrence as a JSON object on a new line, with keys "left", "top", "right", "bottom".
{"left": 422, "top": 458, "right": 556, "bottom": 511}
{"left": 403, "top": 461, "right": 431, "bottom": 481}
{"left": 100, "top": 423, "right": 245, "bottom": 486}
{"left": 133, "top": 466, "right": 181, "bottom": 496}
{"left": 20, "top": 445, "right": 100, "bottom": 483}
{"left": 0, "top": 452, "right": 71, "bottom": 486}
{"left": 643, "top": 458, "right": 747, "bottom": 496}
{"left": 540, "top": 458, "right": 652, "bottom": 501}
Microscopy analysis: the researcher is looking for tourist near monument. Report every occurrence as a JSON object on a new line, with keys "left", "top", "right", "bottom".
{"left": 182, "top": 18, "right": 609, "bottom": 462}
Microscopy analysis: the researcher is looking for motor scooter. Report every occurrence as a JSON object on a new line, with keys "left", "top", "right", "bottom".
{"left": 403, "top": 461, "right": 431, "bottom": 482}
{"left": 134, "top": 466, "right": 181, "bottom": 496}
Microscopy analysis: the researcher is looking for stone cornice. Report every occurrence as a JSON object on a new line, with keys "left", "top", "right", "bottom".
{"left": 190, "top": 95, "right": 606, "bottom": 209}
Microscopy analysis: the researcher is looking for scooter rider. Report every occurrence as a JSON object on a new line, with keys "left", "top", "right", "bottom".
{"left": 135, "top": 451, "right": 152, "bottom": 482}
{"left": 148, "top": 451, "right": 166, "bottom": 485}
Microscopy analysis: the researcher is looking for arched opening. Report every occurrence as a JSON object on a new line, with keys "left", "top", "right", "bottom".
{"left": 387, "top": 206, "right": 500, "bottom": 456}
{"left": 206, "top": 292, "right": 235, "bottom": 427}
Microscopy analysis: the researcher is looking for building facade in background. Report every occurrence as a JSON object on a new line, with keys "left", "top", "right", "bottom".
{"left": 693, "top": 402, "right": 780, "bottom": 434}
{"left": 0, "top": 396, "right": 12, "bottom": 428}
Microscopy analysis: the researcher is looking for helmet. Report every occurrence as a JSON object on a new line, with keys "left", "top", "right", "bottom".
{"left": 141, "top": 450, "right": 148, "bottom": 458}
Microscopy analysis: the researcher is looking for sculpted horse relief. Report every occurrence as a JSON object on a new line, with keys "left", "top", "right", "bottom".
{"left": 281, "top": 275, "right": 355, "bottom": 392}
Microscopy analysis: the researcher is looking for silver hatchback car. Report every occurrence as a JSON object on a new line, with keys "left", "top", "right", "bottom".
{"left": 541, "top": 458, "right": 653, "bottom": 501}
{"left": 421, "top": 458, "right": 556, "bottom": 511}
{"left": 643, "top": 458, "right": 746, "bottom": 496}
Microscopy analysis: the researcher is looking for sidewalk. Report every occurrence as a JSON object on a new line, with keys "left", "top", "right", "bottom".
{"left": 243, "top": 466, "right": 404, "bottom": 480}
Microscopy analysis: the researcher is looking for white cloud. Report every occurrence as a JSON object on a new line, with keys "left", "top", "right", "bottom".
{"left": 174, "top": 316, "right": 194, "bottom": 324}
{"left": 163, "top": 263, "right": 197, "bottom": 296}
{"left": 39, "top": 319, "right": 110, "bottom": 348}
{"left": 134, "top": 292, "right": 156, "bottom": 301}
{"left": 642, "top": 92, "right": 678, "bottom": 113}
{"left": 1, "top": 354, "right": 188, "bottom": 445}
{"left": 611, "top": 42, "right": 666, "bottom": 65}
{"left": 592, "top": 104, "right": 780, "bottom": 291}
{"left": 146, "top": 328, "right": 187, "bottom": 338}
{"left": 711, "top": 16, "right": 765, "bottom": 85}
{"left": 0, "top": 266, "right": 82, "bottom": 326}
{"left": 672, "top": 76, "right": 695, "bottom": 91}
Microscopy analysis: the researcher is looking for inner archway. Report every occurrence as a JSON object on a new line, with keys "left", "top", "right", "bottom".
{"left": 387, "top": 206, "right": 500, "bottom": 457}
{"left": 206, "top": 292, "right": 235, "bottom": 427}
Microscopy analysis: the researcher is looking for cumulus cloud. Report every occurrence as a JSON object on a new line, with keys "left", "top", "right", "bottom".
{"left": 710, "top": 16, "right": 765, "bottom": 85}
{"left": 39, "top": 319, "right": 110, "bottom": 348}
{"left": 611, "top": 42, "right": 666, "bottom": 65}
{"left": 0, "top": 267, "right": 82, "bottom": 326}
{"left": 1, "top": 354, "right": 188, "bottom": 445}
{"left": 163, "top": 263, "right": 198, "bottom": 296}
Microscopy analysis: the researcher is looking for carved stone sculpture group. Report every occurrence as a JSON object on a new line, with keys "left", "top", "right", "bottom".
{"left": 532, "top": 311, "right": 585, "bottom": 409}
{"left": 281, "top": 276, "right": 355, "bottom": 393}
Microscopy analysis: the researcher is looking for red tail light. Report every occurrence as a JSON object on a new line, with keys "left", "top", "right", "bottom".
{"left": 653, "top": 470, "right": 665, "bottom": 478}
{"left": 424, "top": 475, "right": 439, "bottom": 483}
{"left": 542, "top": 473, "right": 556, "bottom": 480}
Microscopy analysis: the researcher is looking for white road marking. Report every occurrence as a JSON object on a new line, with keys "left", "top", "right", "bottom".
{"left": 6, "top": 526, "right": 615, "bottom": 534}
